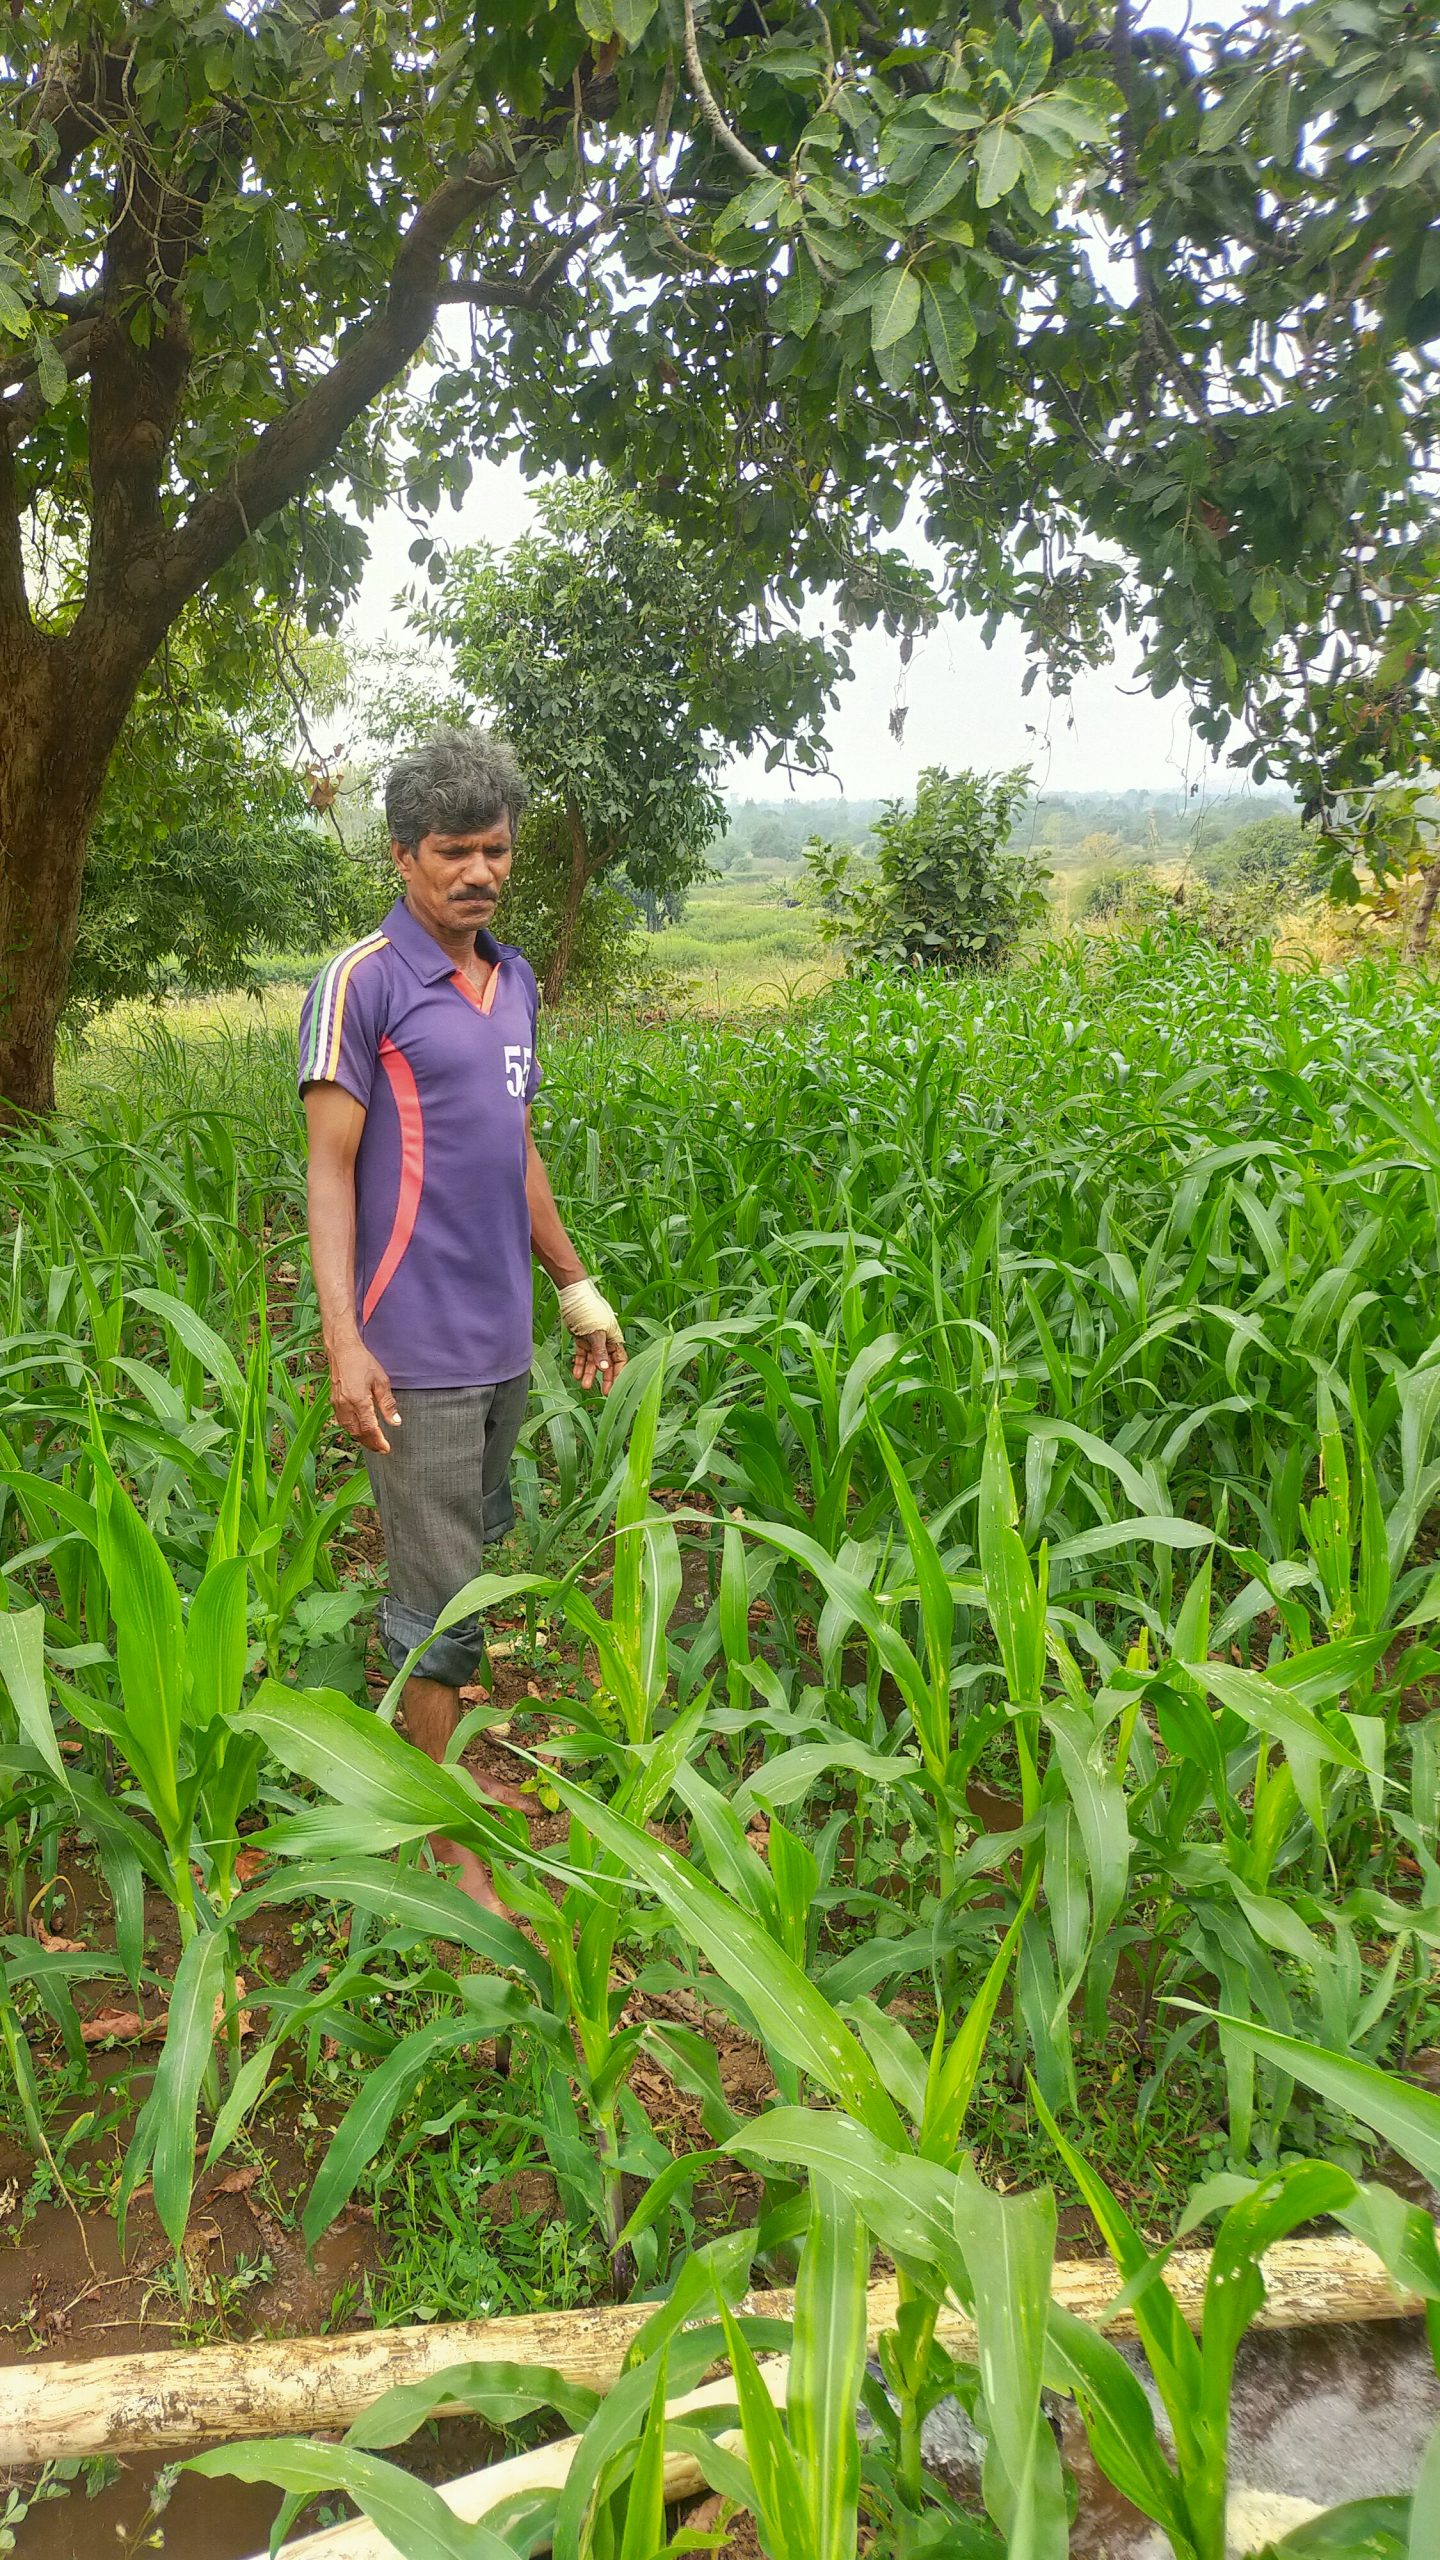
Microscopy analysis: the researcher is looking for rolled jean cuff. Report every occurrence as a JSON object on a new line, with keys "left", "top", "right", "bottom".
{"left": 378, "top": 1596, "right": 486, "bottom": 1686}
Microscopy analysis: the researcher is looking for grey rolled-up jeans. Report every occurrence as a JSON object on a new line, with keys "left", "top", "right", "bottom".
{"left": 363, "top": 1373, "right": 530, "bottom": 1686}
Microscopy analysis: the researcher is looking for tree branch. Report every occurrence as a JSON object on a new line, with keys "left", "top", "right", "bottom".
{"left": 0, "top": 317, "right": 100, "bottom": 410}
{"left": 681, "top": 0, "right": 784, "bottom": 185}
{"left": 22, "top": 41, "right": 130, "bottom": 188}
{"left": 146, "top": 157, "right": 513, "bottom": 626}
{"left": 0, "top": 416, "right": 31, "bottom": 633}
{"left": 436, "top": 223, "right": 598, "bottom": 310}
{"left": 1110, "top": 0, "right": 1213, "bottom": 428}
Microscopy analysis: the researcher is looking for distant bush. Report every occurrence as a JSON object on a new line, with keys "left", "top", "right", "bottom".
{"left": 1081, "top": 848, "right": 1317, "bottom": 954}
{"left": 803, "top": 766, "right": 1044, "bottom": 973}
{"left": 1198, "top": 812, "right": 1319, "bottom": 892}
{"left": 1079, "top": 864, "right": 1149, "bottom": 921}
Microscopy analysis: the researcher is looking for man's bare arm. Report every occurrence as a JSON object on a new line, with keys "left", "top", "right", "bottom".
{"left": 304, "top": 1083, "right": 402, "bottom": 1454}
{"left": 525, "top": 1108, "right": 627, "bottom": 1395}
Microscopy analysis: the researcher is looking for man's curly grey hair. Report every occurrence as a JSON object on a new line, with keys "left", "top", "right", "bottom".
{"left": 385, "top": 727, "right": 530, "bottom": 852}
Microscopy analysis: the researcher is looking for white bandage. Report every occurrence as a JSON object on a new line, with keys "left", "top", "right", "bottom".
{"left": 557, "top": 1277, "right": 623, "bottom": 1346}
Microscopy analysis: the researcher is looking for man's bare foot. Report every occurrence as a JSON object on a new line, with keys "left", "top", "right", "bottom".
{"left": 438, "top": 1839, "right": 507, "bottom": 1917}
{"left": 479, "top": 1765, "right": 531, "bottom": 1813}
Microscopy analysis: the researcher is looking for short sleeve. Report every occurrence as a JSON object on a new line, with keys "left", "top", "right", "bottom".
{"left": 510, "top": 950, "right": 543, "bottom": 1104}
{"left": 298, "top": 943, "right": 387, "bottom": 1107}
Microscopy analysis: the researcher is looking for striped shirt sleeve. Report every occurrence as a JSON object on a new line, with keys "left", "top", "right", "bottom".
{"left": 298, "top": 933, "right": 389, "bottom": 1104}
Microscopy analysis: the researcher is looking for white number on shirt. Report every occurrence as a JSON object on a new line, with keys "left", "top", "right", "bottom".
{"left": 504, "top": 1044, "right": 532, "bottom": 1100}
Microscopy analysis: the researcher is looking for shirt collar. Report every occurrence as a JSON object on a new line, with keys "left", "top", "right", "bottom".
{"left": 385, "top": 898, "right": 502, "bottom": 984}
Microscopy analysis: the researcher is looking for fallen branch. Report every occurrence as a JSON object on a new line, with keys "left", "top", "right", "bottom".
{"left": 0, "top": 2234, "right": 1416, "bottom": 2467}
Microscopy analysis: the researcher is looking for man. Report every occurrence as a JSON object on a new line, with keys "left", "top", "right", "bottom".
{"left": 299, "top": 727, "right": 626, "bottom": 1910}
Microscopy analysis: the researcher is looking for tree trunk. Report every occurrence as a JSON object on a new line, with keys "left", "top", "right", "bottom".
{"left": 1409, "top": 847, "right": 1440, "bottom": 958}
{"left": 542, "top": 798, "right": 593, "bottom": 1009}
{"left": 0, "top": 626, "right": 138, "bottom": 1115}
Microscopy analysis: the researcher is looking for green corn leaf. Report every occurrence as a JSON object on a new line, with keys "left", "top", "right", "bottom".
{"left": 550, "top": 2321, "right": 783, "bottom": 2560}
{"left": 1197, "top": 2160, "right": 1359, "bottom": 2531}
{"left": 737, "top": 1516, "right": 932, "bottom": 1726}
{"left": 1040, "top": 1694, "right": 1130, "bottom": 1952}
{"left": 247, "top": 1855, "right": 553, "bottom": 1998}
{"left": 1028, "top": 2077, "right": 1205, "bottom": 2474}
{"left": 92, "top": 1442, "right": 185, "bottom": 1838}
{"left": 302, "top": 2017, "right": 478, "bottom": 2244}
{"left": 130, "top": 1286, "right": 246, "bottom": 1406}
{"left": 0, "top": 1601, "right": 67, "bottom": 1783}
{"left": 1044, "top": 2303, "right": 1192, "bottom": 2550}
{"left": 1262, "top": 2497, "right": 1411, "bottom": 2556}
{"left": 183, "top": 1554, "right": 248, "bottom": 1729}
{"left": 731, "top": 1737, "right": 920, "bottom": 1821}
{"left": 713, "top": 2289, "right": 809, "bottom": 2560}
{"left": 952, "top": 2161, "right": 1069, "bottom": 2560}
{"left": 121, "top": 1924, "right": 229, "bottom": 2249}
{"left": 345, "top": 2359, "right": 601, "bottom": 2449}
{"left": 843, "top": 1996, "right": 928, "bottom": 2127}
{"left": 618, "top": 2346, "right": 671, "bottom": 2560}
{"left": 188, "top": 2440, "right": 513, "bottom": 2560}
{"left": 789, "top": 2175, "right": 867, "bottom": 2560}
{"left": 980, "top": 1407, "right": 1047, "bottom": 1705}
{"left": 1196, "top": 1661, "right": 1364, "bottom": 1832}
{"left": 872, "top": 1413, "right": 955, "bottom": 1774}
{"left": 546, "top": 1771, "right": 907, "bottom": 2145}
{"left": 922, "top": 1885, "right": 1033, "bottom": 2161}
{"left": 238, "top": 1679, "right": 549, "bottom": 1870}
{"left": 724, "top": 2104, "right": 970, "bottom": 2301}
{"left": 1411, "top": 2424, "right": 1440, "bottom": 2560}
{"left": 1200, "top": 2014, "right": 1440, "bottom": 2193}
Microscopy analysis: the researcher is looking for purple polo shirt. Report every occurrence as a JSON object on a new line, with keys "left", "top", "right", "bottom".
{"left": 298, "top": 898, "right": 541, "bottom": 1389}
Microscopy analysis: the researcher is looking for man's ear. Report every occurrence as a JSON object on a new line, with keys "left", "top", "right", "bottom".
{"left": 389, "top": 838, "right": 411, "bottom": 877}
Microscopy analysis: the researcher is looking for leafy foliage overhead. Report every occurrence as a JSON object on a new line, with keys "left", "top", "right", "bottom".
{"left": 4, "top": 0, "right": 1434, "bottom": 817}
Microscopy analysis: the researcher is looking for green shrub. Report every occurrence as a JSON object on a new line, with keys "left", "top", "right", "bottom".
{"left": 803, "top": 765, "right": 1045, "bottom": 972}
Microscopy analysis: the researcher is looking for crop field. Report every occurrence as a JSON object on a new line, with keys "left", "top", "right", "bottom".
{"left": 646, "top": 877, "right": 838, "bottom": 1004}
{"left": 5, "top": 929, "right": 1440, "bottom": 2554}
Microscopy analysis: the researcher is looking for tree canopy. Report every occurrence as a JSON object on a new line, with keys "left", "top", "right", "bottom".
{"left": 2, "top": 0, "right": 1436, "bottom": 1106}
{"left": 423, "top": 477, "right": 841, "bottom": 998}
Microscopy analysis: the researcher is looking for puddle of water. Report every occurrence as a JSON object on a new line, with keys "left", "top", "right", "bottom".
{"left": 14, "top": 2456, "right": 283, "bottom": 2559}
{"left": 923, "top": 2316, "right": 1440, "bottom": 2559}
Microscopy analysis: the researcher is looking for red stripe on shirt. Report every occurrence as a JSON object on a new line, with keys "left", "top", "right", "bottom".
{"left": 361, "top": 1037, "right": 424, "bottom": 1325}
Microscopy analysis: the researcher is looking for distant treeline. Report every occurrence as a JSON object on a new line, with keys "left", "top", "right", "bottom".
{"left": 710, "top": 786, "right": 1295, "bottom": 872}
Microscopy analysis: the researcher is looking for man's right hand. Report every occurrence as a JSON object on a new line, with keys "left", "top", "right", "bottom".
{"left": 328, "top": 1341, "right": 402, "bottom": 1454}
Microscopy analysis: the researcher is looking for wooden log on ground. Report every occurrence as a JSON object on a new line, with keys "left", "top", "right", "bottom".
{"left": 0, "top": 2233, "right": 1416, "bottom": 2467}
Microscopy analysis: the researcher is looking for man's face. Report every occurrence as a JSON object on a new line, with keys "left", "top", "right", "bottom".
{"left": 392, "top": 818, "right": 515, "bottom": 937}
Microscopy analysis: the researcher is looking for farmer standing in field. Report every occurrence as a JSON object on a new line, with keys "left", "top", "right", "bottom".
{"left": 299, "top": 728, "right": 626, "bottom": 1911}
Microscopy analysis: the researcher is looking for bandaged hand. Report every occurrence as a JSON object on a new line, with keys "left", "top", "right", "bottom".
{"left": 556, "top": 1276, "right": 626, "bottom": 1396}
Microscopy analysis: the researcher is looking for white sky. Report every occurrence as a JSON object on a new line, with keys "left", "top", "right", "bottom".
{"left": 350, "top": 454, "right": 1230, "bottom": 810}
